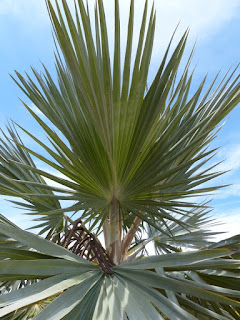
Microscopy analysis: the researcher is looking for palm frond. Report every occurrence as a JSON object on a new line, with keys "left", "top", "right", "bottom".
{"left": 9, "top": 0, "right": 240, "bottom": 233}
{"left": 0, "top": 0, "right": 240, "bottom": 319}
{"left": 0, "top": 124, "right": 67, "bottom": 237}
{"left": 0, "top": 221, "right": 239, "bottom": 319}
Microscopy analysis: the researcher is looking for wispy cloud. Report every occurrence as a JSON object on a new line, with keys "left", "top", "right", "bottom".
{"left": 153, "top": 0, "right": 240, "bottom": 42}
{"left": 198, "top": 144, "right": 240, "bottom": 191}
{"left": 216, "top": 144, "right": 240, "bottom": 173}
{"left": 214, "top": 184, "right": 240, "bottom": 200}
{"left": 211, "top": 208, "right": 240, "bottom": 241}
{"left": 45, "top": 0, "right": 230, "bottom": 76}
{"left": 1, "top": 1, "right": 240, "bottom": 49}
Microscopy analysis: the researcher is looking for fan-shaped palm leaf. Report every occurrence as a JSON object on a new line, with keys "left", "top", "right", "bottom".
{"left": 0, "top": 0, "right": 240, "bottom": 319}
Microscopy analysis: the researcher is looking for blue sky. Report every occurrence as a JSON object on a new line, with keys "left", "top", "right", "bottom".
{"left": 0, "top": 0, "right": 240, "bottom": 239}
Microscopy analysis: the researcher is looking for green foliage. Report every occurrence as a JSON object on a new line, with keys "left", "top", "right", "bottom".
{"left": 0, "top": 0, "right": 240, "bottom": 319}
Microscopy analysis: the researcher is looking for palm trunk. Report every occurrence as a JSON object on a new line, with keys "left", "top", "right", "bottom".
{"left": 121, "top": 216, "right": 142, "bottom": 261}
{"left": 108, "top": 197, "right": 122, "bottom": 265}
{"left": 103, "top": 220, "right": 110, "bottom": 249}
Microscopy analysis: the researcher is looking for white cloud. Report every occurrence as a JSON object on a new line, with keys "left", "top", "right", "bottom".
{"left": 93, "top": 0, "right": 240, "bottom": 60}
{"left": 1, "top": 0, "right": 239, "bottom": 49}
{"left": 214, "top": 184, "right": 240, "bottom": 200}
{"left": 211, "top": 209, "right": 240, "bottom": 241}
{"left": 216, "top": 144, "right": 240, "bottom": 173}
{"left": 154, "top": 0, "right": 240, "bottom": 42}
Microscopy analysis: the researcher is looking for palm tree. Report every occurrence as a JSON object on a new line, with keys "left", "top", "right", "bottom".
{"left": 0, "top": 0, "right": 240, "bottom": 318}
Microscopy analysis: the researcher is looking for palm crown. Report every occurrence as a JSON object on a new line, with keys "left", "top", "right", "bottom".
{"left": 0, "top": 0, "right": 240, "bottom": 319}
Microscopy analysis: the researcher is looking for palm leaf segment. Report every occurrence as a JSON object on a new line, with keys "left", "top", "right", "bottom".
{"left": 9, "top": 0, "right": 240, "bottom": 233}
{"left": 0, "top": 0, "right": 240, "bottom": 319}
